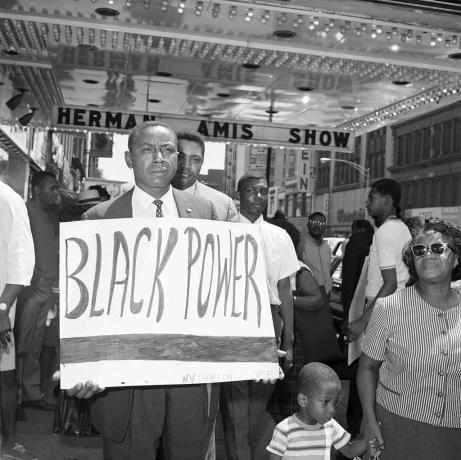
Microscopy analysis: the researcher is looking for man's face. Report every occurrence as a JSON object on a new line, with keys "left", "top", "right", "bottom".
{"left": 307, "top": 215, "right": 326, "bottom": 236}
{"left": 172, "top": 139, "right": 204, "bottom": 190}
{"left": 238, "top": 178, "right": 268, "bottom": 218}
{"left": 125, "top": 125, "right": 178, "bottom": 194}
{"left": 36, "top": 176, "right": 59, "bottom": 207}
{"left": 366, "top": 189, "right": 386, "bottom": 219}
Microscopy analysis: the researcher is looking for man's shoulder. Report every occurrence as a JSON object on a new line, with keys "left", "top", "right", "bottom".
{"left": 0, "top": 181, "right": 26, "bottom": 212}
{"left": 196, "top": 182, "right": 233, "bottom": 204}
{"left": 85, "top": 191, "right": 132, "bottom": 220}
{"left": 172, "top": 187, "right": 216, "bottom": 219}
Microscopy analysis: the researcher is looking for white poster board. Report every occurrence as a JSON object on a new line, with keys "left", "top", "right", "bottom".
{"left": 59, "top": 218, "right": 278, "bottom": 389}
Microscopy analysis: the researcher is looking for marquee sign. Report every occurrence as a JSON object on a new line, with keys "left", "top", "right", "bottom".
{"left": 53, "top": 105, "right": 354, "bottom": 152}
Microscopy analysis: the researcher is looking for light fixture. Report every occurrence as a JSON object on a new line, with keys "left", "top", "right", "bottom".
{"left": 6, "top": 89, "right": 27, "bottom": 111}
{"left": 19, "top": 108, "right": 37, "bottom": 126}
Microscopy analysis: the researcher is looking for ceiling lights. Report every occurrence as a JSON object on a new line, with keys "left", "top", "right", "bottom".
{"left": 340, "top": 81, "right": 461, "bottom": 131}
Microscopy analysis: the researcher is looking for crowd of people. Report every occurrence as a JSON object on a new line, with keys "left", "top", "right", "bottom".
{"left": 0, "top": 121, "right": 459, "bottom": 460}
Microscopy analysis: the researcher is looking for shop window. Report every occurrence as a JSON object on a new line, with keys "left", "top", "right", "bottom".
{"left": 422, "top": 128, "right": 431, "bottom": 159}
{"left": 454, "top": 118, "right": 461, "bottom": 154}
{"left": 442, "top": 120, "right": 453, "bottom": 155}
{"left": 414, "top": 130, "right": 422, "bottom": 163}
{"left": 432, "top": 124, "right": 441, "bottom": 158}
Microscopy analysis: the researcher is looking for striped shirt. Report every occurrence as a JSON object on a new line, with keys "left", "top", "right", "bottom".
{"left": 297, "top": 234, "right": 332, "bottom": 294}
{"left": 362, "top": 285, "right": 461, "bottom": 428}
{"left": 266, "top": 414, "right": 350, "bottom": 459}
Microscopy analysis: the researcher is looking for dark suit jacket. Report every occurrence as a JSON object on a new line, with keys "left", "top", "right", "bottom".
{"left": 85, "top": 187, "right": 219, "bottom": 442}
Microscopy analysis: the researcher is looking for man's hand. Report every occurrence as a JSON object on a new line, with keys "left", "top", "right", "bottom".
{"left": 280, "top": 342, "right": 293, "bottom": 372}
{"left": 345, "top": 317, "right": 366, "bottom": 342}
{"left": 65, "top": 380, "right": 105, "bottom": 399}
{"left": 255, "top": 350, "right": 287, "bottom": 384}
{"left": 0, "top": 312, "right": 12, "bottom": 349}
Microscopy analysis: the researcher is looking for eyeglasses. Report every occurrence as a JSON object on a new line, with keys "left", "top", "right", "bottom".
{"left": 308, "top": 220, "right": 326, "bottom": 226}
{"left": 245, "top": 187, "right": 268, "bottom": 197}
{"left": 411, "top": 242, "right": 452, "bottom": 257}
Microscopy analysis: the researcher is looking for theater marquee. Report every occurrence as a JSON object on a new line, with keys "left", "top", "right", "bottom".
{"left": 53, "top": 105, "right": 354, "bottom": 152}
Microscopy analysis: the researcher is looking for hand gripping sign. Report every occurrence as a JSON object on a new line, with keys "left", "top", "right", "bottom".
{"left": 59, "top": 218, "right": 278, "bottom": 388}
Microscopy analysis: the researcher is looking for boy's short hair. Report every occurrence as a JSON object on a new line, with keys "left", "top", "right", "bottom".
{"left": 237, "top": 173, "right": 265, "bottom": 192}
{"left": 298, "top": 362, "right": 340, "bottom": 395}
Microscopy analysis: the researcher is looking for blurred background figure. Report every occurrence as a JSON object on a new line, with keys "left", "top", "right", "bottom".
{"left": 76, "top": 189, "right": 103, "bottom": 214}
{"left": 358, "top": 218, "right": 461, "bottom": 460}
{"left": 88, "top": 185, "right": 111, "bottom": 202}
{"left": 340, "top": 219, "right": 374, "bottom": 440}
{"left": 15, "top": 172, "right": 60, "bottom": 421}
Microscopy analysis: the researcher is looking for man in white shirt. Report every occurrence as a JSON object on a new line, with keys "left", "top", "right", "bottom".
{"left": 346, "top": 178, "right": 411, "bottom": 342}
{"left": 171, "top": 130, "right": 237, "bottom": 222}
{"left": 221, "top": 173, "right": 299, "bottom": 460}
{"left": 0, "top": 178, "right": 36, "bottom": 460}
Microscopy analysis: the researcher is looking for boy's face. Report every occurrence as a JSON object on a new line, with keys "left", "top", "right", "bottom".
{"left": 366, "top": 189, "right": 387, "bottom": 219}
{"left": 297, "top": 381, "right": 341, "bottom": 425}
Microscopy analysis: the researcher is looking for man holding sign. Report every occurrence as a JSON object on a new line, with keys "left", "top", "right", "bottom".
{"left": 67, "top": 122, "right": 219, "bottom": 460}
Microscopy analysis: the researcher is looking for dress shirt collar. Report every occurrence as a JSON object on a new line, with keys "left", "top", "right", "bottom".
{"left": 238, "top": 213, "right": 264, "bottom": 225}
{"left": 132, "top": 185, "right": 177, "bottom": 217}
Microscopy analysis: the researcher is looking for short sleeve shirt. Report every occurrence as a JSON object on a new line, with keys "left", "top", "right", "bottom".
{"left": 267, "top": 414, "right": 350, "bottom": 459}
{"left": 366, "top": 218, "right": 411, "bottom": 298}
{"left": 362, "top": 286, "right": 461, "bottom": 427}
{"left": 238, "top": 214, "right": 299, "bottom": 305}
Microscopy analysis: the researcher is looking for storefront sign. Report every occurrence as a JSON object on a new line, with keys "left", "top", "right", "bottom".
{"left": 59, "top": 218, "right": 278, "bottom": 389}
{"left": 53, "top": 105, "right": 355, "bottom": 152}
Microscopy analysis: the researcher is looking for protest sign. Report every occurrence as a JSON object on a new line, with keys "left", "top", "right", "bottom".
{"left": 59, "top": 218, "right": 279, "bottom": 388}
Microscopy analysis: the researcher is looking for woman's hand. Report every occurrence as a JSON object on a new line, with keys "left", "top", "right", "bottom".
{"left": 364, "top": 418, "right": 384, "bottom": 457}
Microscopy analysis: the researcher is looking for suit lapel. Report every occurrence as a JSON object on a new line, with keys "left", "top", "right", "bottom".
{"left": 106, "top": 188, "right": 134, "bottom": 219}
{"left": 172, "top": 188, "right": 198, "bottom": 218}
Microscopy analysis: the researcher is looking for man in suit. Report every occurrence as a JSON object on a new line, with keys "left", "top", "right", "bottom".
{"left": 171, "top": 130, "right": 237, "bottom": 222}
{"left": 68, "top": 122, "right": 218, "bottom": 460}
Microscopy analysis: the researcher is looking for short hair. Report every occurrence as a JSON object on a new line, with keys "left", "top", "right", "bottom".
{"left": 176, "top": 130, "right": 205, "bottom": 157}
{"left": 127, "top": 121, "right": 177, "bottom": 152}
{"left": 402, "top": 217, "right": 461, "bottom": 282}
{"left": 298, "top": 362, "right": 340, "bottom": 395}
{"left": 351, "top": 219, "right": 374, "bottom": 234}
{"left": 270, "top": 218, "right": 301, "bottom": 249}
{"left": 308, "top": 212, "right": 326, "bottom": 221}
{"left": 31, "top": 171, "right": 56, "bottom": 190}
{"left": 237, "top": 173, "right": 266, "bottom": 192}
{"left": 371, "top": 178, "right": 402, "bottom": 217}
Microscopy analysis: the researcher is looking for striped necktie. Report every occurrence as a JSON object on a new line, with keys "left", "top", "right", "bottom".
{"left": 153, "top": 199, "right": 163, "bottom": 217}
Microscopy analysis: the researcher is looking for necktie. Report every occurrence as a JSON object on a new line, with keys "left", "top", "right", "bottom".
{"left": 153, "top": 199, "right": 163, "bottom": 217}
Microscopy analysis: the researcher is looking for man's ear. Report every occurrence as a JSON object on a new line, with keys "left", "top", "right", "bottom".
{"left": 297, "top": 392, "right": 308, "bottom": 407}
{"left": 234, "top": 190, "right": 240, "bottom": 201}
{"left": 125, "top": 151, "right": 133, "bottom": 169}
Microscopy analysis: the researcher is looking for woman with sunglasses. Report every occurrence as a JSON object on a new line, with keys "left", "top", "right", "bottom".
{"left": 357, "top": 217, "right": 461, "bottom": 460}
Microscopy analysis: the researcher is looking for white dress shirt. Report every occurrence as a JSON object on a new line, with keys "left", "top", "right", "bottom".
{"left": 238, "top": 213, "right": 299, "bottom": 305}
{"left": 131, "top": 185, "right": 179, "bottom": 218}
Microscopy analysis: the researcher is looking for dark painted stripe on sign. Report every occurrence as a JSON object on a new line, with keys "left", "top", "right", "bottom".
{"left": 61, "top": 334, "right": 277, "bottom": 364}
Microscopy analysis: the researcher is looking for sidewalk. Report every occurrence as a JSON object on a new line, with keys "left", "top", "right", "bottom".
{"left": 14, "top": 381, "right": 350, "bottom": 460}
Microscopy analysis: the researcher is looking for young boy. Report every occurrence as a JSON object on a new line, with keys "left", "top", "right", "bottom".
{"left": 267, "top": 362, "right": 369, "bottom": 459}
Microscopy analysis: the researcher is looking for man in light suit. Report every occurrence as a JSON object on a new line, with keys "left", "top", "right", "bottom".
{"left": 172, "top": 130, "right": 237, "bottom": 222}
{"left": 69, "top": 122, "right": 219, "bottom": 460}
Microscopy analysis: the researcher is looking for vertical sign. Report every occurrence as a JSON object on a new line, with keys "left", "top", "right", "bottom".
{"left": 297, "top": 150, "right": 316, "bottom": 194}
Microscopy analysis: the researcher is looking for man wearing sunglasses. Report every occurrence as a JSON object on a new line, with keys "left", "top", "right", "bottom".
{"left": 346, "top": 178, "right": 411, "bottom": 342}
